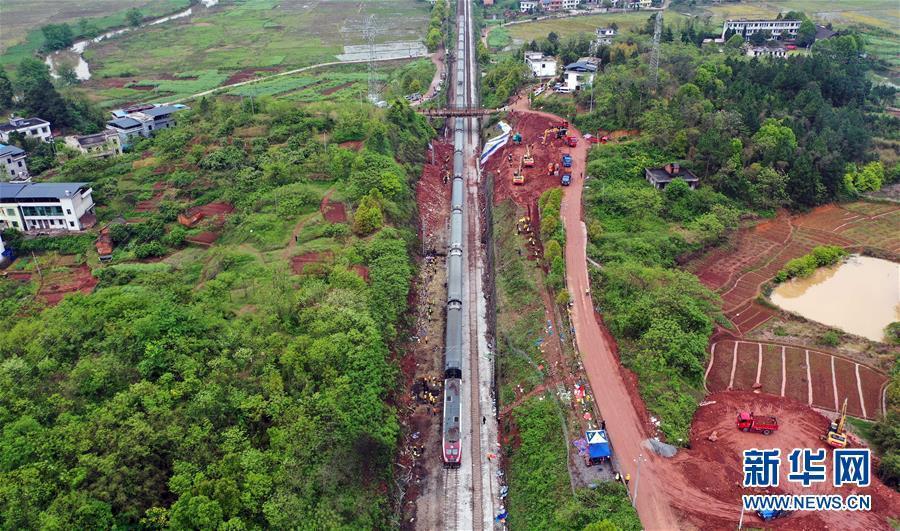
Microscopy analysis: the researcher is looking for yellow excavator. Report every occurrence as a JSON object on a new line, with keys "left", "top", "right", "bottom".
{"left": 823, "top": 398, "right": 848, "bottom": 448}
{"left": 523, "top": 144, "right": 535, "bottom": 167}
{"left": 512, "top": 156, "right": 525, "bottom": 185}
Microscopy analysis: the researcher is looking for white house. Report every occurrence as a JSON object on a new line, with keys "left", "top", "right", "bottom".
{"left": 627, "top": 0, "right": 651, "bottom": 9}
{"left": 0, "top": 182, "right": 95, "bottom": 232}
{"left": 525, "top": 52, "right": 557, "bottom": 78}
{"left": 65, "top": 130, "right": 122, "bottom": 159}
{"left": 520, "top": 0, "right": 539, "bottom": 12}
{"left": 561, "top": 0, "right": 580, "bottom": 9}
{"left": 0, "top": 144, "right": 28, "bottom": 181}
{"left": 106, "top": 104, "right": 186, "bottom": 147}
{"left": 0, "top": 116, "right": 52, "bottom": 143}
{"left": 563, "top": 58, "right": 598, "bottom": 91}
{"left": 595, "top": 27, "right": 617, "bottom": 45}
{"left": 746, "top": 45, "right": 787, "bottom": 58}
{"left": 721, "top": 19, "right": 802, "bottom": 41}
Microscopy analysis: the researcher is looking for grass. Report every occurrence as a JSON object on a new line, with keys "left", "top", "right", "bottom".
{"left": 0, "top": 0, "right": 190, "bottom": 56}
{"left": 72, "top": 0, "right": 430, "bottom": 105}
{"left": 488, "top": 27, "right": 512, "bottom": 49}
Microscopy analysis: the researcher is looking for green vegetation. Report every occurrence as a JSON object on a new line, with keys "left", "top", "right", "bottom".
{"left": 481, "top": 56, "right": 529, "bottom": 109}
{"left": 585, "top": 141, "right": 727, "bottom": 444}
{"left": 539, "top": 188, "right": 565, "bottom": 292}
{"left": 75, "top": 0, "right": 429, "bottom": 105}
{"left": 870, "top": 356, "right": 900, "bottom": 488}
{"left": 506, "top": 397, "right": 641, "bottom": 531}
{"left": 772, "top": 245, "right": 848, "bottom": 283}
{"left": 0, "top": 94, "right": 434, "bottom": 526}
{"left": 425, "top": 0, "right": 450, "bottom": 52}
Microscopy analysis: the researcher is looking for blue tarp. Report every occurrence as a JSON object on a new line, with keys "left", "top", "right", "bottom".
{"left": 586, "top": 430, "right": 610, "bottom": 459}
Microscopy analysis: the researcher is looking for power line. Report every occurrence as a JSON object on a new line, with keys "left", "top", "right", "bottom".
{"left": 650, "top": 11, "right": 662, "bottom": 90}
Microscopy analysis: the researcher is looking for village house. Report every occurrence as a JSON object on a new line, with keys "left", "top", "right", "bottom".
{"left": 0, "top": 182, "right": 96, "bottom": 232}
{"left": 0, "top": 144, "right": 28, "bottom": 181}
{"left": 627, "top": 0, "right": 651, "bottom": 9}
{"left": 721, "top": 19, "right": 802, "bottom": 41}
{"left": 644, "top": 163, "right": 699, "bottom": 190}
{"left": 594, "top": 27, "right": 617, "bottom": 45}
{"left": 65, "top": 130, "right": 123, "bottom": 159}
{"left": 520, "top": 0, "right": 539, "bottom": 13}
{"left": 746, "top": 45, "right": 787, "bottom": 58}
{"left": 525, "top": 52, "right": 557, "bottom": 78}
{"left": 106, "top": 103, "right": 187, "bottom": 147}
{"left": 0, "top": 116, "right": 52, "bottom": 143}
{"left": 561, "top": 0, "right": 579, "bottom": 9}
{"left": 563, "top": 58, "right": 598, "bottom": 91}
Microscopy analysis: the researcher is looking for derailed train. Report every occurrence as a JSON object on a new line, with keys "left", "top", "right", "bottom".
{"left": 442, "top": 23, "right": 469, "bottom": 468}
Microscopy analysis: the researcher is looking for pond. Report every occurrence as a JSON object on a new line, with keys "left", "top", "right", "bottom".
{"left": 770, "top": 255, "right": 899, "bottom": 342}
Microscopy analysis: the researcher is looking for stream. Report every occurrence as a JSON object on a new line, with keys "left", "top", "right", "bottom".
{"left": 44, "top": 0, "right": 219, "bottom": 81}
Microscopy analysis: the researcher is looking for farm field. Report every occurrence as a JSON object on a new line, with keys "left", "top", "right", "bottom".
{"left": 75, "top": 0, "right": 429, "bottom": 104}
{"left": 688, "top": 202, "right": 900, "bottom": 334}
{"left": 0, "top": 0, "right": 189, "bottom": 57}
{"left": 705, "top": 340, "right": 888, "bottom": 420}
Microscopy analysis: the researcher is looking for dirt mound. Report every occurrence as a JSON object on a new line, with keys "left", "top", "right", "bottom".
{"left": 320, "top": 193, "right": 348, "bottom": 223}
{"left": 290, "top": 251, "right": 333, "bottom": 275}
{"left": 351, "top": 264, "right": 370, "bottom": 282}
{"left": 486, "top": 110, "right": 574, "bottom": 208}
{"left": 338, "top": 140, "right": 363, "bottom": 151}
{"left": 667, "top": 391, "right": 900, "bottom": 529}
{"left": 186, "top": 231, "right": 219, "bottom": 246}
{"left": 416, "top": 140, "right": 454, "bottom": 251}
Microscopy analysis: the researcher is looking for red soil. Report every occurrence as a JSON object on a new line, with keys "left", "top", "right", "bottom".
{"left": 416, "top": 140, "right": 453, "bottom": 251}
{"left": 322, "top": 81, "right": 353, "bottom": 96}
{"left": 808, "top": 351, "right": 836, "bottom": 410}
{"left": 783, "top": 347, "right": 809, "bottom": 405}
{"left": 485, "top": 110, "right": 577, "bottom": 208}
{"left": 859, "top": 365, "right": 886, "bottom": 418}
{"left": 759, "top": 343, "right": 783, "bottom": 396}
{"left": 338, "top": 140, "right": 364, "bottom": 151}
{"left": 223, "top": 67, "right": 281, "bottom": 86}
{"left": 706, "top": 340, "right": 735, "bottom": 392}
{"left": 178, "top": 201, "right": 234, "bottom": 228}
{"left": 290, "top": 250, "right": 333, "bottom": 275}
{"left": 733, "top": 341, "right": 760, "bottom": 390}
{"left": 671, "top": 391, "right": 900, "bottom": 530}
{"left": 39, "top": 264, "right": 97, "bottom": 306}
{"left": 351, "top": 264, "right": 370, "bottom": 282}
{"left": 833, "top": 357, "right": 863, "bottom": 418}
{"left": 320, "top": 193, "right": 348, "bottom": 223}
{"left": 186, "top": 231, "right": 219, "bottom": 246}
{"left": 4, "top": 271, "right": 32, "bottom": 282}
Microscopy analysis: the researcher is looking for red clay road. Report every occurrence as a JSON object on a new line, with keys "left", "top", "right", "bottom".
{"left": 551, "top": 112, "right": 679, "bottom": 528}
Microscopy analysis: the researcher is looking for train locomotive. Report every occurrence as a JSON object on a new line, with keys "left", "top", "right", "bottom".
{"left": 442, "top": 24, "right": 469, "bottom": 469}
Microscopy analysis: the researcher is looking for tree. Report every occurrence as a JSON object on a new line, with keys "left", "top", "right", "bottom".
{"left": 751, "top": 118, "right": 797, "bottom": 168}
{"left": 126, "top": 8, "right": 144, "bottom": 27}
{"left": 17, "top": 59, "right": 71, "bottom": 127}
{"left": 748, "top": 30, "right": 770, "bottom": 46}
{"left": 425, "top": 28, "right": 442, "bottom": 52}
{"left": 843, "top": 161, "right": 884, "bottom": 193}
{"left": 0, "top": 69, "right": 12, "bottom": 109}
{"left": 40, "top": 23, "right": 74, "bottom": 51}
{"left": 725, "top": 33, "right": 745, "bottom": 52}
{"left": 797, "top": 19, "right": 817, "bottom": 47}
{"left": 353, "top": 192, "right": 384, "bottom": 236}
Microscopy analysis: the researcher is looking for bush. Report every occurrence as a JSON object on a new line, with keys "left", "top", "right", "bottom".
{"left": 133, "top": 242, "right": 166, "bottom": 259}
{"left": 16, "top": 234, "right": 94, "bottom": 255}
{"left": 773, "top": 245, "right": 847, "bottom": 283}
{"left": 819, "top": 330, "right": 841, "bottom": 347}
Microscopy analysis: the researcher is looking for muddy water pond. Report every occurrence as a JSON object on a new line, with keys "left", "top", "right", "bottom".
{"left": 770, "top": 255, "right": 899, "bottom": 342}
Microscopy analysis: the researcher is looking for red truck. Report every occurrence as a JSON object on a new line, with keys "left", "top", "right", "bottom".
{"left": 736, "top": 412, "right": 778, "bottom": 435}
{"left": 565, "top": 135, "right": 578, "bottom": 147}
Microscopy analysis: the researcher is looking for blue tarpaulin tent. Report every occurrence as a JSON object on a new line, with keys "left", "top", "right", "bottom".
{"left": 586, "top": 429, "right": 610, "bottom": 460}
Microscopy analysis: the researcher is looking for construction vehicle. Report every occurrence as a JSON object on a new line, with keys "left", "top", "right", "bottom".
{"left": 522, "top": 144, "right": 535, "bottom": 167}
{"left": 512, "top": 132, "right": 522, "bottom": 144}
{"left": 542, "top": 128, "right": 559, "bottom": 145}
{"left": 562, "top": 154, "right": 573, "bottom": 168}
{"left": 823, "top": 398, "right": 849, "bottom": 448}
{"left": 565, "top": 135, "right": 578, "bottom": 147}
{"left": 561, "top": 173, "right": 571, "bottom": 186}
{"left": 736, "top": 412, "right": 778, "bottom": 435}
{"left": 757, "top": 509, "right": 791, "bottom": 522}
{"left": 550, "top": 119, "right": 569, "bottom": 129}
{"left": 512, "top": 157, "right": 525, "bottom": 185}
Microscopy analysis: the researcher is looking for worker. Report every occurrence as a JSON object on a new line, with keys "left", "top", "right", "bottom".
{"left": 601, "top": 420, "right": 606, "bottom": 430}
{"left": 483, "top": 416, "right": 486, "bottom": 425}
{"left": 615, "top": 472, "right": 620, "bottom": 482}
{"left": 625, "top": 473, "right": 631, "bottom": 486}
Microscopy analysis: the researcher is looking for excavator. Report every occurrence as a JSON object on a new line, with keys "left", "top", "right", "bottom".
{"left": 512, "top": 156, "right": 525, "bottom": 185}
{"left": 522, "top": 144, "right": 535, "bottom": 167}
{"left": 823, "top": 398, "right": 849, "bottom": 448}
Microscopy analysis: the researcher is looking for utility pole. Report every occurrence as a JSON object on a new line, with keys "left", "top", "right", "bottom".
{"left": 632, "top": 453, "right": 645, "bottom": 508}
